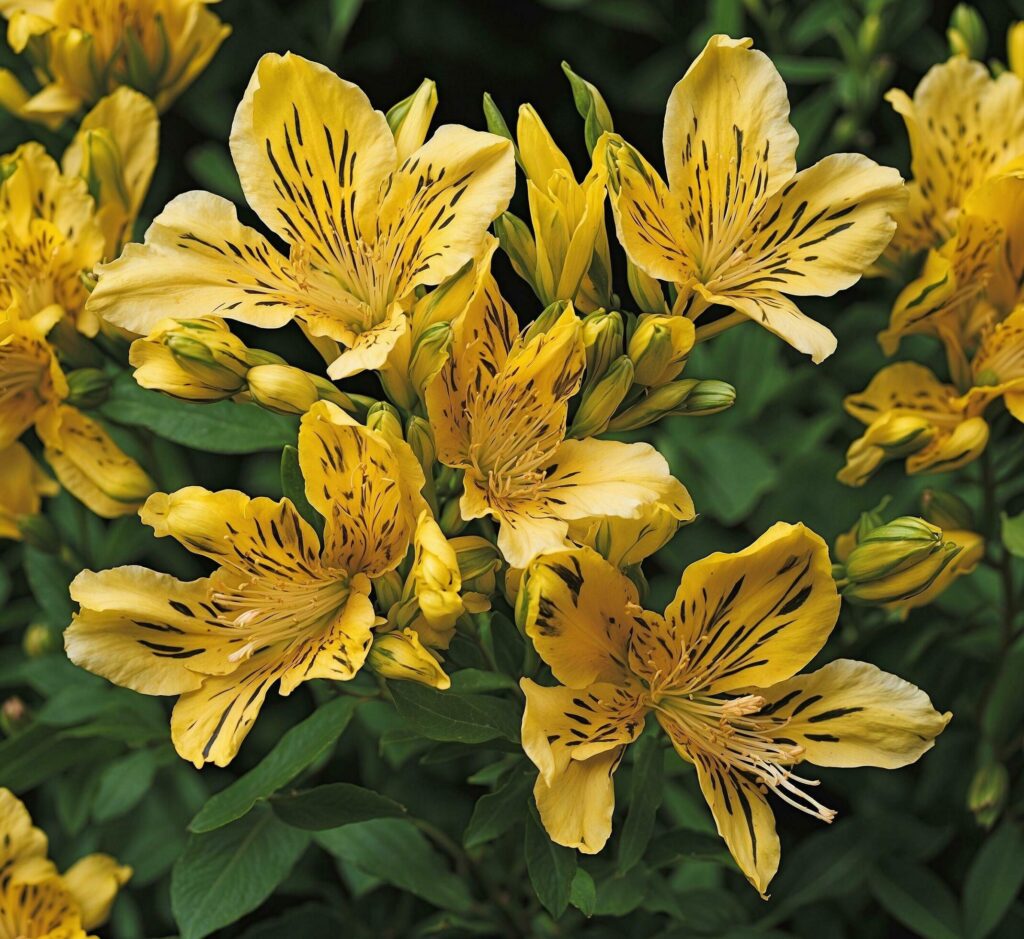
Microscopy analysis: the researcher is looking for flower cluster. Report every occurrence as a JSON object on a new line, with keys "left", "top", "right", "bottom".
{"left": 0, "top": 7, "right": 954, "bottom": 913}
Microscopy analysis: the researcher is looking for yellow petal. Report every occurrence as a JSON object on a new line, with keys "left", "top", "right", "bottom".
{"left": 885, "top": 57, "right": 1024, "bottom": 250}
{"left": 36, "top": 405, "right": 154, "bottom": 518}
{"left": 388, "top": 78, "right": 438, "bottom": 164}
{"left": 906, "top": 415, "right": 989, "bottom": 475}
{"left": 961, "top": 170, "right": 1024, "bottom": 313}
{"left": 517, "top": 104, "right": 573, "bottom": 188}
{"left": 519, "top": 546, "right": 638, "bottom": 688}
{"left": 86, "top": 191, "right": 349, "bottom": 337}
{"left": 298, "top": 400, "right": 423, "bottom": 577}
{"left": 368, "top": 627, "right": 450, "bottom": 690}
{"left": 0, "top": 867, "right": 84, "bottom": 938}
{"left": 0, "top": 787, "right": 48, "bottom": 872}
{"left": 0, "top": 316, "right": 64, "bottom": 448}
{"left": 0, "top": 441, "right": 55, "bottom": 539}
{"left": 663, "top": 35, "right": 797, "bottom": 269}
{"left": 66, "top": 566, "right": 231, "bottom": 695}
{"left": 664, "top": 522, "right": 840, "bottom": 694}
{"left": 567, "top": 500, "right": 688, "bottom": 568}
{"left": 844, "top": 362, "right": 959, "bottom": 426}
{"left": 324, "top": 301, "right": 408, "bottom": 380}
{"left": 758, "top": 659, "right": 951, "bottom": 769}
{"left": 521, "top": 678, "right": 644, "bottom": 853}
{"left": 377, "top": 124, "right": 515, "bottom": 295}
{"left": 230, "top": 52, "right": 396, "bottom": 268}
{"left": 410, "top": 511, "right": 462, "bottom": 638}
{"left": 693, "top": 753, "right": 780, "bottom": 897}
{"left": 62, "top": 854, "right": 131, "bottom": 930}
{"left": 886, "top": 528, "right": 984, "bottom": 615}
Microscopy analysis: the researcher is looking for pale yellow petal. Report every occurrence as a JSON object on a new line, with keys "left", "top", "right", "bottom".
{"left": 62, "top": 853, "right": 131, "bottom": 930}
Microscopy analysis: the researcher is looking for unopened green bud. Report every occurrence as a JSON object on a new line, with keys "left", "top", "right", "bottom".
{"left": 451, "top": 536, "right": 502, "bottom": 585}
{"left": 16, "top": 514, "right": 61, "bottom": 553}
{"left": 858, "top": 12, "right": 882, "bottom": 56}
{"left": 64, "top": 367, "right": 111, "bottom": 409}
{"left": 582, "top": 309, "right": 624, "bottom": 382}
{"left": 410, "top": 321, "right": 454, "bottom": 397}
{"left": 681, "top": 379, "right": 736, "bottom": 415}
{"left": 245, "top": 364, "right": 319, "bottom": 414}
{"left": 80, "top": 127, "right": 130, "bottom": 211}
{"left": 921, "top": 489, "right": 975, "bottom": 532}
{"left": 561, "top": 61, "right": 614, "bottom": 155}
{"left": 628, "top": 314, "right": 695, "bottom": 387}
{"left": 494, "top": 211, "right": 537, "bottom": 289}
{"left": 373, "top": 570, "right": 405, "bottom": 615}
{"left": 570, "top": 355, "right": 634, "bottom": 437}
{"left": 948, "top": 4, "right": 987, "bottom": 59}
{"left": 308, "top": 374, "right": 359, "bottom": 414}
{"left": 627, "top": 260, "right": 666, "bottom": 314}
{"left": 406, "top": 417, "right": 436, "bottom": 475}
{"left": 366, "top": 402, "right": 405, "bottom": 443}
{"left": 607, "top": 378, "right": 734, "bottom": 431}
{"left": 967, "top": 761, "right": 1009, "bottom": 829}
{"left": 23, "top": 622, "right": 56, "bottom": 658}
{"left": 387, "top": 78, "right": 437, "bottom": 161}
{"left": 368, "top": 628, "right": 450, "bottom": 690}
{"left": 439, "top": 497, "right": 467, "bottom": 536}
{"left": 522, "top": 301, "right": 570, "bottom": 343}
{"left": 842, "top": 517, "right": 961, "bottom": 604}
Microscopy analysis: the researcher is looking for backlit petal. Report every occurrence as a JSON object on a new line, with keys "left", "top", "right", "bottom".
{"left": 62, "top": 854, "right": 131, "bottom": 931}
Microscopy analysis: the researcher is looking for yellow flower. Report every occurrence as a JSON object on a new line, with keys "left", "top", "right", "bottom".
{"left": 0, "top": 441, "right": 57, "bottom": 539}
{"left": 0, "top": 787, "right": 131, "bottom": 937}
{"left": 600, "top": 35, "right": 904, "bottom": 364}
{"left": 885, "top": 55, "right": 1024, "bottom": 255}
{"left": 62, "top": 86, "right": 159, "bottom": 254}
{"left": 0, "top": 0, "right": 229, "bottom": 125}
{"left": 0, "top": 312, "right": 67, "bottom": 448}
{"left": 424, "top": 280, "right": 693, "bottom": 567}
{"left": 839, "top": 363, "right": 990, "bottom": 485}
{"left": 0, "top": 142, "right": 106, "bottom": 335}
{"left": 86, "top": 52, "right": 516, "bottom": 379}
{"left": 517, "top": 524, "right": 949, "bottom": 895}
{"left": 956, "top": 304, "right": 1024, "bottom": 422}
{"left": 66, "top": 401, "right": 436, "bottom": 767}
{"left": 502, "top": 103, "right": 611, "bottom": 311}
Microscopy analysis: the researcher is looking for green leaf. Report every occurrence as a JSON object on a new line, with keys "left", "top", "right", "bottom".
{"left": 100, "top": 373, "right": 298, "bottom": 454}
{"left": 23, "top": 547, "right": 75, "bottom": 631}
{"left": 185, "top": 142, "right": 244, "bottom": 203}
{"left": 171, "top": 805, "right": 309, "bottom": 939}
{"left": 389, "top": 681, "right": 520, "bottom": 744}
{"left": 525, "top": 804, "right": 577, "bottom": 918}
{"left": 646, "top": 827, "right": 730, "bottom": 868}
{"left": 963, "top": 823, "right": 1024, "bottom": 939}
{"left": 190, "top": 696, "right": 359, "bottom": 832}
{"left": 570, "top": 867, "right": 597, "bottom": 917}
{"left": 617, "top": 730, "right": 664, "bottom": 873}
{"left": 0, "top": 724, "right": 120, "bottom": 792}
{"left": 870, "top": 861, "right": 962, "bottom": 939}
{"left": 317, "top": 818, "right": 474, "bottom": 912}
{"left": 93, "top": 748, "right": 163, "bottom": 822}
{"left": 270, "top": 783, "right": 406, "bottom": 830}
{"left": 1001, "top": 511, "right": 1024, "bottom": 558}
{"left": 280, "top": 445, "right": 323, "bottom": 535}
{"left": 463, "top": 767, "right": 533, "bottom": 849}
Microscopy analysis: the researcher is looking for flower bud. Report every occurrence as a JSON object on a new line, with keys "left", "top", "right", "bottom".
{"left": 451, "top": 535, "right": 502, "bottom": 600}
{"left": 368, "top": 628, "right": 451, "bottom": 690}
{"left": 23, "top": 622, "right": 56, "bottom": 658}
{"left": 387, "top": 78, "right": 437, "bottom": 162}
{"left": 245, "top": 364, "right": 319, "bottom": 414}
{"left": 65, "top": 367, "right": 111, "bottom": 408}
{"left": 569, "top": 355, "right": 634, "bottom": 437}
{"left": 439, "top": 497, "right": 467, "bottom": 536}
{"left": 581, "top": 309, "right": 624, "bottom": 382}
{"left": 78, "top": 127, "right": 130, "bottom": 211}
{"left": 838, "top": 413, "right": 936, "bottom": 487}
{"left": 366, "top": 402, "right": 405, "bottom": 444}
{"left": 921, "top": 489, "right": 975, "bottom": 532}
{"left": 967, "top": 761, "right": 1009, "bottom": 829}
{"left": 627, "top": 260, "right": 667, "bottom": 314}
{"left": 841, "top": 517, "right": 961, "bottom": 604}
{"left": 493, "top": 212, "right": 538, "bottom": 291}
{"left": 16, "top": 513, "right": 61, "bottom": 553}
{"left": 606, "top": 378, "right": 735, "bottom": 431}
{"left": 0, "top": 696, "right": 29, "bottom": 735}
{"left": 947, "top": 4, "right": 987, "bottom": 59}
{"left": 410, "top": 321, "right": 454, "bottom": 397}
{"left": 411, "top": 513, "right": 462, "bottom": 635}
{"left": 561, "top": 61, "right": 614, "bottom": 155}
{"left": 406, "top": 417, "right": 436, "bottom": 479}
{"left": 522, "top": 301, "right": 572, "bottom": 344}
{"left": 1009, "top": 22, "right": 1024, "bottom": 79}
{"left": 628, "top": 314, "right": 695, "bottom": 387}
{"left": 373, "top": 570, "right": 405, "bottom": 615}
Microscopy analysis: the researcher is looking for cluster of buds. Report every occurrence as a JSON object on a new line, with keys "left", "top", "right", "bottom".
{"left": 568, "top": 308, "right": 735, "bottom": 436}
{"left": 835, "top": 514, "right": 962, "bottom": 606}
{"left": 129, "top": 317, "right": 366, "bottom": 417}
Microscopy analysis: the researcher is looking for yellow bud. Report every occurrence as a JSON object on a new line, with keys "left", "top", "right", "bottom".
{"left": 368, "top": 628, "right": 451, "bottom": 690}
{"left": 386, "top": 78, "right": 437, "bottom": 163}
{"left": 79, "top": 127, "right": 130, "bottom": 212}
{"left": 494, "top": 212, "right": 538, "bottom": 291}
{"left": 366, "top": 402, "right": 405, "bottom": 444}
{"left": 627, "top": 314, "right": 695, "bottom": 387}
{"left": 1009, "top": 22, "right": 1024, "bottom": 79}
{"left": 581, "top": 309, "right": 624, "bottom": 380}
{"left": 606, "top": 378, "right": 735, "bottom": 431}
{"left": 23, "top": 622, "right": 56, "bottom": 658}
{"left": 406, "top": 417, "right": 436, "bottom": 477}
{"left": 569, "top": 355, "right": 634, "bottom": 436}
{"left": 373, "top": 570, "right": 405, "bottom": 615}
{"left": 245, "top": 365, "right": 319, "bottom": 414}
{"left": 968, "top": 761, "right": 1009, "bottom": 829}
{"left": 627, "top": 260, "right": 667, "bottom": 314}
{"left": 921, "top": 489, "right": 975, "bottom": 532}
{"left": 947, "top": 4, "right": 987, "bottom": 59}
{"left": 844, "top": 517, "right": 945, "bottom": 583}
{"left": 838, "top": 413, "right": 936, "bottom": 487}
{"left": 410, "top": 322, "right": 454, "bottom": 397}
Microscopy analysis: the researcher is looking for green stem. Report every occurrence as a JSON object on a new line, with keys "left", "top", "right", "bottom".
{"left": 694, "top": 311, "right": 747, "bottom": 343}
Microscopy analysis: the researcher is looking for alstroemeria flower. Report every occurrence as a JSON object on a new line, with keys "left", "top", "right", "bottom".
{"left": 600, "top": 34, "right": 905, "bottom": 364}
{"left": 424, "top": 278, "right": 693, "bottom": 567}
{"left": 884, "top": 55, "right": 1024, "bottom": 255}
{"left": 65, "top": 401, "right": 451, "bottom": 767}
{"left": 86, "top": 52, "right": 516, "bottom": 379}
{"left": 0, "top": 141, "right": 106, "bottom": 335}
{"left": 839, "top": 363, "right": 990, "bottom": 486}
{"left": 518, "top": 524, "right": 949, "bottom": 895}
{"left": 957, "top": 305, "right": 1024, "bottom": 421}
{"left": 0, "top": 787, "right": 131, "bottom": 937}
{"left": 0, "top": 0, "right": 229, "bottom": 125}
